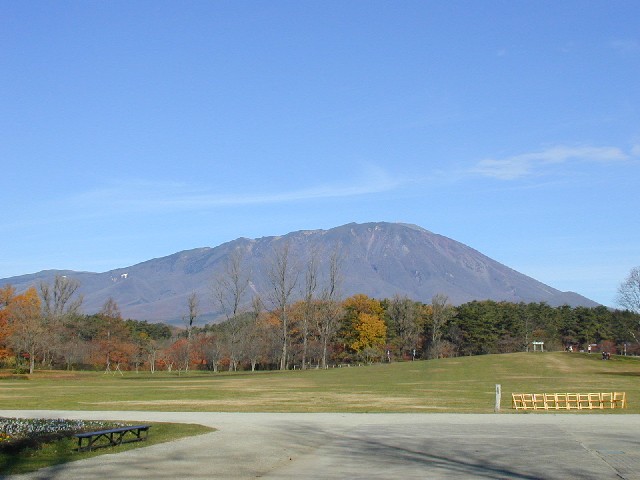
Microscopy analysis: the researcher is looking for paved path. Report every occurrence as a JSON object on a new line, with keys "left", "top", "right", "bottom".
{"left": 1, "top": 411, "right": 640, "bottom": 479}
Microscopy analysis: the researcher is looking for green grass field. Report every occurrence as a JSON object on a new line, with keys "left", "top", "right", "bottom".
{"left": 2, "top": 352, "right": 639, "bottom": 413}
{"left": 2, "top": 352, "right": 638, "bottom": 475}
{"left": 0, "top": 422, "right": 213, "bottom": 475}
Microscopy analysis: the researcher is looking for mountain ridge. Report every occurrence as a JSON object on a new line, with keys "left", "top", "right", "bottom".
{"left": 1, "top": 222, "right": 598, "bottom": 324}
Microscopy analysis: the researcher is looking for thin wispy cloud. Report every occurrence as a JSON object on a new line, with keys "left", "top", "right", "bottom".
{"left": 610, "top": 39, "right": 640, "bottom": 54}
{"left": 472, "top": 145, "right": 632, "bottom": 180}
{"left": 68, "top": 164, "right": 404, "bottom": 214}
{"left": 0, "top": 165, "right": 409, "bottom": 233}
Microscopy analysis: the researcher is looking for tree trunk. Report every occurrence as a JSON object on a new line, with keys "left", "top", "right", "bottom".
{"left": 322, "top": 336, "right": 329, "bottom": 369}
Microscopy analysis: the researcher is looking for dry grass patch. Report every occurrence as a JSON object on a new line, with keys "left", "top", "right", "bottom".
{"left": 2, "top": 352, "right": 639, "bottom": 413}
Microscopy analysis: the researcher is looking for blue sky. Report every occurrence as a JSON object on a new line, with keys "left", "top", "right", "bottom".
{"left": 2, "top": 1, "right": 638, "bottom": 307}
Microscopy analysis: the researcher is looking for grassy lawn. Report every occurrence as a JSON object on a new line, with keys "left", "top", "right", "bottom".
{"left": 0, "top": 421, "right": 213, "bottom": 475}
{"left": 2, "top": 352, "right": 638, "bottom": 474}
{"left": 1, "top": 352, "right": 639, "bottom": 414}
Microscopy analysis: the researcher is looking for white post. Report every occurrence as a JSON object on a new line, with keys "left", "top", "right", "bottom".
{"left": 495, "top": 384, "right": 502, "bottom": 412}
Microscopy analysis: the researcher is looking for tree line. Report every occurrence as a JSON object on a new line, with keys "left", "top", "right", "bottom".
{"left": 1, "top": 255, "right": 639, "bottom": 373}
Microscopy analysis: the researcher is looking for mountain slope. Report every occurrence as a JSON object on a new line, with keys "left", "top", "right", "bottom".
{"left": 1, "top": 222, "right": 598, "bottom": 323}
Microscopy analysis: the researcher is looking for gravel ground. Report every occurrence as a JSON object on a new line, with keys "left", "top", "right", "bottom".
{"left": 1, "top": 410, "right": 640, "bottom": 479}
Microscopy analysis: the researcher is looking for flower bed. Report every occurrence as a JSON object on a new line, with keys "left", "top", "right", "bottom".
{"left": 0, "top": 417, "right": 124, "bottom": 452}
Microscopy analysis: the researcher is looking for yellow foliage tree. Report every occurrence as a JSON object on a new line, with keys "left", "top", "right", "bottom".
{"left": 351, "top": 312, "right": 387, "bottom": 353}
{"left": 344, "top": 294, "right": 384, "bottom": 317}
{"left": 340, "top": 294, "right": 387, "bottom": 361}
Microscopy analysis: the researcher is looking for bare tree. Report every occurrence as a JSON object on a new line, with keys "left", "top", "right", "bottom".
{"left": 58, "top": 315, "right": 89, "bottom": 371}
{"left": 213, "top": 248, "right": 252, "bottom": 371}
{"left": 241, "top": 321, "right": 262, "bottom": 371}
{"left": 181, "top": 292, "right": 199, "bottom": 372}
{"left": 267, "top": 241, "right": 299, "bottom": 370}
{"left": 240, "top": 295, "right": 267, "bottom": 371}
{"left": 617, "top": 266, "right": 640, "bottom": 314}
{"left": 99, "top": 297, "right": 122, "bottom": 374}
{"left": 40, "top": 275, "right": 82, "bottom": 320}
{"left": 39, "top": 275, "right": 83, "bottom": 368}
{"left": 300, "top": 246, "right": 320, "bottom": 369}
{"left": 317, "top": 247, "right": 343, "bottom": 368}
{"left": 101, "top": 296, "right": 121, "bottom": 319}
{"left": 214, "top": 248, "right": 250, "bottom": 321}
{"left": 146, "top": 338, "right": 162, "bottom": 373}
{"left": 198, "top": 332, "right": 223, "bottom": 372}
{"left": 185, "top": 292, "right": 199, "bottom": 339}
{"left": 387, "top": 294, "right": 421, "bottom": 358}
{"left": 221, "top": 315, "right": 245, "bottom": 371}
{"left": 427, "top": 293, "right": 455, "bottom": 359}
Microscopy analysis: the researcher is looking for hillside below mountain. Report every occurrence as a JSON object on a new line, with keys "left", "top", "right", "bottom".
{"left": 1, "top": 222, "right": 598, "bottom": 323}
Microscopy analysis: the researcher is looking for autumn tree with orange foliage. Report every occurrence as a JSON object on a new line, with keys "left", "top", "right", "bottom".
{"left": 0, "top": 285, "right": 16, "bottom": 363}
{"left": 6, "top": 287, "right": 43, "bottom": 373}
{"left": 258, "top": 309, "right": 284, "bottom": 368}
{"left": 161, "top": 337, "right": 190, "bottom": 372}
{"left": 92, "top": 298, "right": 136, "bottom": 373}
{"left": 243, "top": 309, "right": 272, "bottom": 371}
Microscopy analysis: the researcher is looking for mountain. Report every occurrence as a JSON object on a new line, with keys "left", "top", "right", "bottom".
{"left": 1, "top": 222, "right": 598, "bottom": 324}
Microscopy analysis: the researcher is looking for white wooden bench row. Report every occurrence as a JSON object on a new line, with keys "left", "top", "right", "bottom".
{"left": 512, "top": 392, "right": 626, "bottom": 410}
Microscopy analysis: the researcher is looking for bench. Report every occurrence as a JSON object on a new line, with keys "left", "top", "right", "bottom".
{"left": 75, "top": 425, "right": 151, "bottom": 451}
{"left": 512, "top": 392, "right": 626, "bottom": 410}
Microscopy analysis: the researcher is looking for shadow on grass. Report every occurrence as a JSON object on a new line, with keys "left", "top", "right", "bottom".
{"left": 116, "top": 370, "right": 286, "bottom": 381}
{"left": 1, "top": 423, "right": 214, "bottom": 478}
{"left": 0, "top": 435, "right": 75, "bottom": 477}
{"left": 600, "top": 371, "right": 640, "bottom": 377}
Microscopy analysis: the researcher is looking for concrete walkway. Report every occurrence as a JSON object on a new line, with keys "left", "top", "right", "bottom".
{"left": 1, "top": 411, "right": 640, "bottom": 479}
